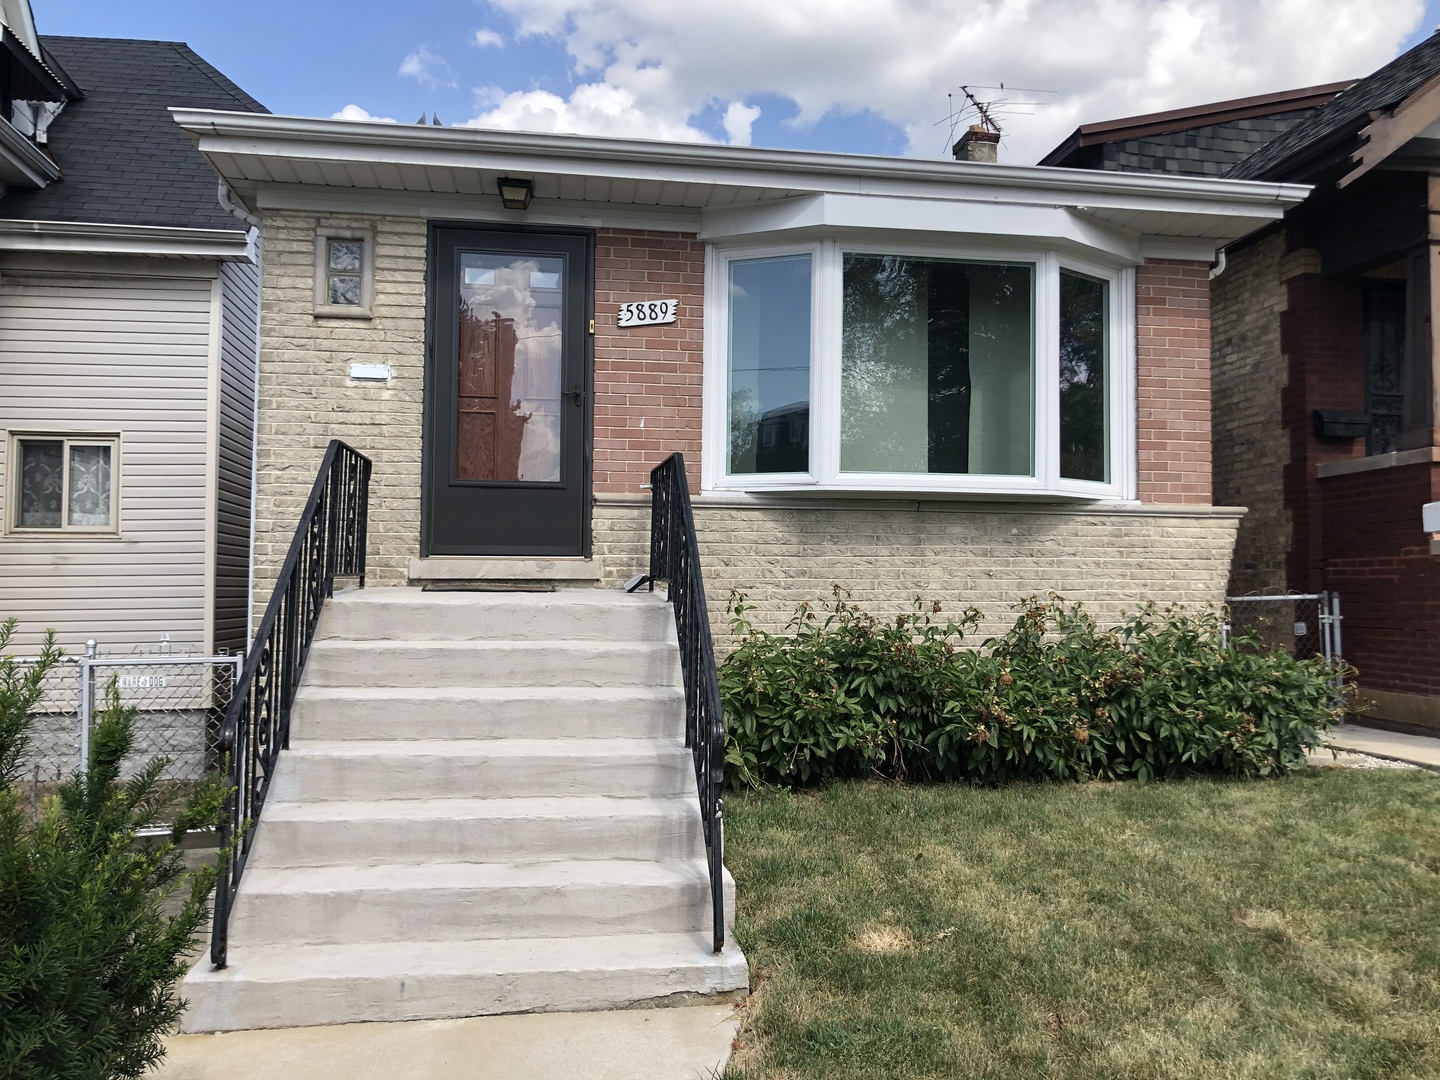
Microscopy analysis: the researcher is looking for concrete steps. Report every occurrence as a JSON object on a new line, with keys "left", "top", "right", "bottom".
{"left": 182, "top": 933, "right": 750, "bottom": 1032}
{"left": 182, "top": 587, "right": 746, "bottom": 1031}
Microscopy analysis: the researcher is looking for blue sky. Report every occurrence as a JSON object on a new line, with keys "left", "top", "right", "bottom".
{"left": 32, "top": 0, "right": 1440, "bottom": 164}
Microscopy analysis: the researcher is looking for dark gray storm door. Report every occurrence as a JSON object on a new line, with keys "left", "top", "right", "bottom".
{"left": 424, "top": 225, "right": 593, "bottom": 556}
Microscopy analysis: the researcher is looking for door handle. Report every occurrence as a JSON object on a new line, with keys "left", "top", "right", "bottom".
{"left": 562, "top": 387, "right": 586, "bottom": 408}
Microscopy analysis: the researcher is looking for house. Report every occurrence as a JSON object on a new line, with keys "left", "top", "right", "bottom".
{"left": 159, "top": 108, "right": 1310, "bottom": 1030}
{"left": 1046, "top": 32, "right": 1440, "bottom": 735}
{"left": 0, "top": 5, "right": 267, "bottom": 658}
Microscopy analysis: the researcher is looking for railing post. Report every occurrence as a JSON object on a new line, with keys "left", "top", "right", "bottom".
{"left": 78, "top": 638, "right": 97, "bottom": 771}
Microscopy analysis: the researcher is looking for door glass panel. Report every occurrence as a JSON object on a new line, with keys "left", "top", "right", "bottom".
{"left": 68, "top": 444, "right": 112, "bottom": 526}
{"left": 18, "top": 439, "right": 63, "bottom": 527}
{"left": 456, "top": 252, "right": 565, "bottom": 482}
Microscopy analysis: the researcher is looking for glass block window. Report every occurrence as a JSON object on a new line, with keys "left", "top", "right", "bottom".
{"left": 11, "top": 435, "right": 117, "bottom": 532}
{"left": 326, "top": 238, "right": 365, "bottom": 306}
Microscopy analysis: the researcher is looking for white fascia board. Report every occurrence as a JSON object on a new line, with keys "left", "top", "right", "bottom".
{"left": 254, "top": 183, "right": 704, "bottom": 232}
{"left": 701, "top": 193, "right": 1141, "bottom": 262}
{"left": 172, "top": 109, "right": 1310, "bottom": 226}
{"left": 1137, "top": 237, "right": 1220, "bottom": 262}
{"left": 0, "top": 219, "right": 255, "bottom": 261}
{"left": 0, "top": 115, "right": 61, "bottom": 187}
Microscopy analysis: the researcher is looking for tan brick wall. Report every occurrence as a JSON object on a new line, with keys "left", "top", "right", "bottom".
{"left": 254, "top": 212, "right": 427, "bottom": 598}
{"left": 1136, "top": 259, "right": 1212, "bottom": 504}
{"left": 594, "top": 497, "right": 1241, "bottom": 652}
{"left": 1210, "top": 232, "right": 1289, "bottom": 593}
{"left": 593, "top": 231, "right": 705, "bottom": 493}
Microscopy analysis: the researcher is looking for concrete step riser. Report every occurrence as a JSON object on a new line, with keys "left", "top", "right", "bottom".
{"left": 318, "top": 602, "right": 675, "bottom": 643}
{"left": 229, "top": 878, "right": 737, "bottom": 947}
{"left": 303, "top": 644, "right": 682, "bottom": 689}
{"left": 270, "top": 751, "right": 695, "bottom": 802}
{"left": 289, "top": 695, "right": 685, "bottom": 742}
{"left": 180, "top": 951, "right": 749, "bottom": 1032}
{"left": 250, "top": 813, "right": 706, "bottom": 868}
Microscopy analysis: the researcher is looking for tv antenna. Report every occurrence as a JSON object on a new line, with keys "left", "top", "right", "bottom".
{"left": 937, "top": 83, "right": 1055, "bottom": 156}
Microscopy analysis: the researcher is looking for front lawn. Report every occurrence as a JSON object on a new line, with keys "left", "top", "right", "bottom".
{"left": 723, "top": 769, "right": 1440, "bottom": 1079}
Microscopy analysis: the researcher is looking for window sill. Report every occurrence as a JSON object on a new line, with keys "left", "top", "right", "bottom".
{"left": 706, "top": 480, "right": 1127, "bottom": 503}
{"left": 313, "top": 305, "right": 373, "bottom": 320}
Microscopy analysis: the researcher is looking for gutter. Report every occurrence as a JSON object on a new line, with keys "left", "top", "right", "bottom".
{"left": 0, "top": 219, "right": 254, "bottom": 260}
{"left": 170, "top": 107, "right": 1311, "bottom": 213}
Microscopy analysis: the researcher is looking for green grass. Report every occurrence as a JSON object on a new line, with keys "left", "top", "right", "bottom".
{"left": 722, "top": 767, "right": 1440, "bottom": 1079}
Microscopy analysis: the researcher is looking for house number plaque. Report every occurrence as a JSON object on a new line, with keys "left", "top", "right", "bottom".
{"left": 616, "top": 299, "right": 678, "bottom": 327}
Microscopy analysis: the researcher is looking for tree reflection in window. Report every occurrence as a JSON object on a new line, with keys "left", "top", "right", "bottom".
{"left": 1059, "top": 271, "right": 1109, "bottom": 483}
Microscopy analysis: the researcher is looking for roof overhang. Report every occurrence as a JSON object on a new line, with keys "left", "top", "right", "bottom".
{"left": 172, "top": 108, "right": 1309, "bottom": 255}
{"left": 0, "top": 219, "right": 254, "bottom": 260}
{"left": 0, "top": 114, "right": 60, "bottom": 187}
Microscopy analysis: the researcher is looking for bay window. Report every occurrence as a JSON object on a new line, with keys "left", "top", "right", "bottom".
{"left": 706, "top": 241, "right": 1132, "bottom": 499}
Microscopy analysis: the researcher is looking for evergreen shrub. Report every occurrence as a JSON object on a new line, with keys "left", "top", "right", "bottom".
{"left": 0, "top": 619, "right": 225, "bottom": 1080}
{"left": 720, "top": 591, "right": 1345, "bottom": 789}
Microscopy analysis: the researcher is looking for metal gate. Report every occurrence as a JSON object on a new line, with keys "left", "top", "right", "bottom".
{"left": 1222, "top": 591, "right": 1345, "bottom": 697}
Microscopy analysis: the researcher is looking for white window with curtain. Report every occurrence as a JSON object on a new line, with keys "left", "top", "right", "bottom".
{"left": 703, "top": 239, "right": 1133, "bottom": 500}
{"left": 6, "top": 433, "right": 120, "bottom": 534}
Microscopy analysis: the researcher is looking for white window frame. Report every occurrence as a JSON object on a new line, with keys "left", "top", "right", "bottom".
{"left": 5, "top": 431, "right": 121, "bottom": 536}
{"left": 702, "top": 236, "right": 1135, "bottom": 501}
{"left": 313, "top": 228, "right": 374, "bottom": 318}
{"left": 703, "top": 240, "right": 824, "bottom": 490}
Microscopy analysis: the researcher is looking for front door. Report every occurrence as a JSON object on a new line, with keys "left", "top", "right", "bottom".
{"left": 424, "top": 226, "right": 592, "bottom": 555}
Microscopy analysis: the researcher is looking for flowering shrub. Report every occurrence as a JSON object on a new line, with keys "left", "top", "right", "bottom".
{"left": 720, "top": 591, "right": 1346, "bottom": 789}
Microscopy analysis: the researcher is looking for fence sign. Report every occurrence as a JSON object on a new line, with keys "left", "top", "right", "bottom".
{"left": 118, "top": 674, "right": 167, "bottom": 689}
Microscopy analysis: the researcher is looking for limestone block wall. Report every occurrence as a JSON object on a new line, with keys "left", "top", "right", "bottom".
{"left": 1210, "top": 231, "right": 1290, "bottom": 594}
{"left": 594, "top": 497, "right": 1241, "bottom": 652}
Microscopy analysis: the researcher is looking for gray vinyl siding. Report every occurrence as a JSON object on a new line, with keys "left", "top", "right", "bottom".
{"left": 0, "top": 270, "right": 214, "bottom": 655}
{"left": 216, "top": 248, "right": 260, "bottom": 655}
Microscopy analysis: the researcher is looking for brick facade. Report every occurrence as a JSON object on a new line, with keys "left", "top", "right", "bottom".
{"left": 1318, "top": 460, "right": 1440, "bottom": 699}
{"left": 593, "top": 231, "right": 705, "bottom": 494}
{"left": 1136, "top": 259, "right": 1213, "bottom": 504}
{"left": 1279, "top": 263, "right": 1366, "bottom": 590}
{"left": 250, "top": 215, "right": 1235, "bottom": 632}
{"left": 1211, "top": 231, "right": 1290, "bottom": 593}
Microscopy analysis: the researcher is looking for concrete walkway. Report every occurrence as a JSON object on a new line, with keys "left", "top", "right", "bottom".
{"left": 1319, "top": 724, "right": 1440, "bottom": 771}
{"left": 154, "top": 1005, "right": 739, "bottom": 1080}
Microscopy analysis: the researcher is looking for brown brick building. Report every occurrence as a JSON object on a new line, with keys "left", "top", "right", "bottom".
{"left": 1049, "top": 34, "right": 1440, "bottom": 732}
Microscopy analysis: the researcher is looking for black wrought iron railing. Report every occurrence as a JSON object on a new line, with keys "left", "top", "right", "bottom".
{"left": 632, "top": 453, "right": 726, "bottom": 953}
{"left": 209, "top": 440, "right": 371, "bottom": 967}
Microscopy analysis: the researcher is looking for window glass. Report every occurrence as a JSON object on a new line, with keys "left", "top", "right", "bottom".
{"left": 1058, "top": 271, "right": 1109, "bottom": 483}
{"left": 67, "top": 444, "right": 112, "bottom": 527}
{"left": 18, "top": 439, "right": 63, "bottom": 528}
{"left": 326, "top": 238, "right": 364, "bottom": 306}
{"left": 841, "top": 255, "right": 1032, "bottom": 475}
{"left": 728, "top": 254, "right": 812, "bottom": 474}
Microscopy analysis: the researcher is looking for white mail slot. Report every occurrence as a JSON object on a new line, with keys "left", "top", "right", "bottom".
{"left": 1424, "top": 500, "right": 1440, "bottom": 533}
{"left": 616, "top": 299, "right": 678, "bottom": 328}
{"left": 349, "top": 362, "right": 391, "bottom": 382}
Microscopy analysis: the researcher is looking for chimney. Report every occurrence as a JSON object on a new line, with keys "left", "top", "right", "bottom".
{"left": 953, "top": 125, "right": 1000, "bottom": 164}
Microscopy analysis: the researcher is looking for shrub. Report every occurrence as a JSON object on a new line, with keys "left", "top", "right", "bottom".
{"left": 0, "top": 618, "right": 225, "bottom": 1080}
{"left": 720, "top": 591, "right": 1345, "bottom": 789}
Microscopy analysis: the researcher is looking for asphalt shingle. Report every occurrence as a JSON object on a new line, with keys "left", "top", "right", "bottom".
{"left": 0, "top": 36, "right": 267, "bottom": 231}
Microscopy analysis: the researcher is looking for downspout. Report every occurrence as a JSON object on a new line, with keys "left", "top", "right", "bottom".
{"left": 217, "top": 179, "right": 262, "bottom": 229}
{"left": 1209, "top": 247, "right": 1227, "bottom": 280}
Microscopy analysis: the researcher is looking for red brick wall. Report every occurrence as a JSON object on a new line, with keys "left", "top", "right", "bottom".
{"left": 1136, "top": 260, "right": 1213, "bottom": 504}
{"left": 1279, "top": 273, "right": 1366, "bottom": 590}
{"left": 1319, "top": 462, "right": 1440, "bottom": 696}
{"left": 592, "top": 229, "right": 705, "bottom": 493}
{"left": 591, "top": 244, "right": 1215, "bottom": 501}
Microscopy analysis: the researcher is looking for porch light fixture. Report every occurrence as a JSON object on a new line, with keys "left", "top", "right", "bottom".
{"left": 497, "top": 177, "right": 534, "bottom": 211}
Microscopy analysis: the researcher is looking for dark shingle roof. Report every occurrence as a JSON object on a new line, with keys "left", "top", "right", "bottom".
{"left": 0, "top": 37, "right": 266, "bottom": 231}
{"left": 1229, "top": 31, "right": 1440, "bottom": 180}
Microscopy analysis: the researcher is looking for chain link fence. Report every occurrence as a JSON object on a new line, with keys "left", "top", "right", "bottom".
{"left": 11, "top": 643, "right": 240, "bottom": 821}
{"left": 1222, "top": 591, "right": 1345, "bottom": 702}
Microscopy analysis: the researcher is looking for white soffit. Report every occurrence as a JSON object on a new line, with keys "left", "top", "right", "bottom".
{"left": 701, "top": 193, "right": 1142, "bottom": 261}
{"left": 171, "top": 109, "right": 1309, "bottom": 245}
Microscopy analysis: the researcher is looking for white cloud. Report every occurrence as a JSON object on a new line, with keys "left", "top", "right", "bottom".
{"left": 331, "top": 104, "right": 398, "bottom": 123}
{"left": 400, "top": 45, "right": 458, "bottom": 90}
{"left": 722, "top": 101, "right": 761, "bottom": 147}
{"left": 467, "top": 0, "right": 1426, "bottom": 163}
{"left": 474, "top": 28, "right": 505, "bottom": 48}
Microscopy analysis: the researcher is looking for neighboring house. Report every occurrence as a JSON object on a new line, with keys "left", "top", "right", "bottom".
{"left": 1047, "top": 33, "right": 1440, "bottom": 734}
{"left": 0, "top": 5, "right": 267, "bottom": 657}
{"left": 168, "top": 114, "right": 1305, "bottom": 645}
